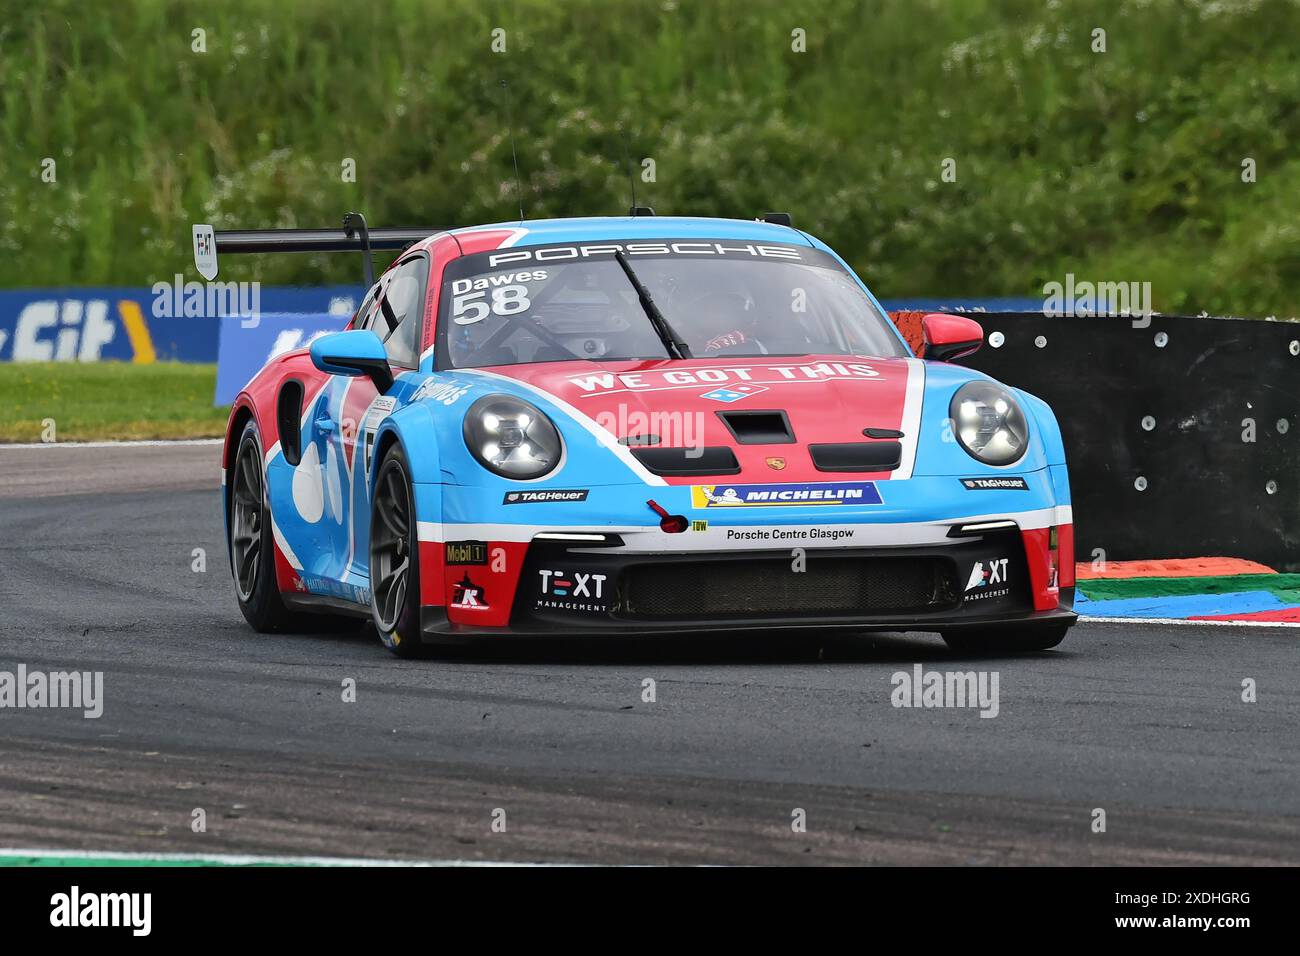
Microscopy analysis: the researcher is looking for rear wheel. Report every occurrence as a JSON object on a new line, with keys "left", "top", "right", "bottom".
{"left": 229, "top": 420, "right": 315, "bottom": 633}
{"left": 940, "top": 624, "right": 1070, "bottom": 653}
{"left": 369, "top": 444, "right": 425, "bottom": 657}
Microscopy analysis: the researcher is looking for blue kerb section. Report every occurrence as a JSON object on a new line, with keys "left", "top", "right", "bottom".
{"left": 1075, "top": 590, "right": 1289, "bottom": 619}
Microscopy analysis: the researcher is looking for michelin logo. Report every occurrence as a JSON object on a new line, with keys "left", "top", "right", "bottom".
{"left": 692, "top": 482, "right": 882, "bottom": 508}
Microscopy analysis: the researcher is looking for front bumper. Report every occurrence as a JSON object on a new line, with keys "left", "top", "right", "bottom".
{"left": 420, "top": 526, "right": 1076, "bottom": 641}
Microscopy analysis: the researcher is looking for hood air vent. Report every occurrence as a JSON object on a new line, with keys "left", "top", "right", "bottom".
{"left": 716, "top": 410, "right": 795, "bottom": 444}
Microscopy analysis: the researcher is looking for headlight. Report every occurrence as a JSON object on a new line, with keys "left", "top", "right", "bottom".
{"left": 463, "top": 394, "right": 563, "bottom": 480}
{"left": 949, "top": 382, "right": 1029, "bottom": 465}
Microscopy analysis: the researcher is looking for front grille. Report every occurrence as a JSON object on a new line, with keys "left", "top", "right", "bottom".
{"left": 621, "top": 555, "right": 958, "bottom": 619}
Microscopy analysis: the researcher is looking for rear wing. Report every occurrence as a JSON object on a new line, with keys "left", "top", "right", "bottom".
{"left": 192, "top": 212, "right": 445, "bottom": 286}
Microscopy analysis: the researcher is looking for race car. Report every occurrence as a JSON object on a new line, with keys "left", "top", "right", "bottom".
{"left": 209, "top": 211, "right": 1076, "bottom": 656}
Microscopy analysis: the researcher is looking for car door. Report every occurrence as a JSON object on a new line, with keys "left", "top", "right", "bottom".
{"left": 324, "top": 254, "right": 430, "bottom": 589}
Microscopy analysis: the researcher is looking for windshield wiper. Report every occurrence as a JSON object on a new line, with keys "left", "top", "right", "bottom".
{"left": 614, "top": 251, "right": 692, "bottom": 360}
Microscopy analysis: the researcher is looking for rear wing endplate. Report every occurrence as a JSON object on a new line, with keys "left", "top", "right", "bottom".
{"left": 192, "top": 212, "right": 445, "bottom": 286}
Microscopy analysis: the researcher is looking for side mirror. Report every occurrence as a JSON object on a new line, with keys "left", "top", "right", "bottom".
{"left": 310, "top": 330, "right": 394, "bottom": 392}
{"left": 921, "top": 313, "right": 984, "bottom": 362}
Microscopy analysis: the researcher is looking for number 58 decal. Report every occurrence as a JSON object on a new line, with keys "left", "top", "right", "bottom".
{"left": 452, "top": 284, "right": 533, "bottom": 325}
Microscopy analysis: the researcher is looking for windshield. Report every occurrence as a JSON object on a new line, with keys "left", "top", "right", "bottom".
{"left": 438, "top": 239, "right": 907, "bottom": 368}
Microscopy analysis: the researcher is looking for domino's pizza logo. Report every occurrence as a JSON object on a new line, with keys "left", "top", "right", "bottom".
{"left": 700, "top": 384, "right": 769, "bottom": 403}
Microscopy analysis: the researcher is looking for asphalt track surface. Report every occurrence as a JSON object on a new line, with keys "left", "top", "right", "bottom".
{"left": 1, "top": 444, "right": 1297, "bottom": 865}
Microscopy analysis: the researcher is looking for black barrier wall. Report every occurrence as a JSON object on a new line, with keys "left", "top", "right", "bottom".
{"left": 959, "top": 313, "right": 1300, "bottom": 571}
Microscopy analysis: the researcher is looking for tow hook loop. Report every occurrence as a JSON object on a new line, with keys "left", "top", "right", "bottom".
{"left": 646, "top": 498, "right": 688, "bottom": 534}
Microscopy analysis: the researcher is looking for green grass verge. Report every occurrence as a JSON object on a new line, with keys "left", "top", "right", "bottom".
{"left": 0, "top": 362, "right": 229, "bottom": 442}
{"left": 1079, "top": 574, "right": 1300, "bottom": 604}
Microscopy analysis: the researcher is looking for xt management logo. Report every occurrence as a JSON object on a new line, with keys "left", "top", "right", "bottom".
{"left": 537, "top": 569, "right": 610, "bottom": 613}
{"left": 964, "top": 557, "right": 1010, "bottom": 602}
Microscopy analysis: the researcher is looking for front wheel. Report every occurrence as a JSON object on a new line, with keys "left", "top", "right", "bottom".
{"left": 369, "top": 444, "right": 425, "bottom": 657}
{"left": 940, "top": 624, "right": 1070, "bottom": 653}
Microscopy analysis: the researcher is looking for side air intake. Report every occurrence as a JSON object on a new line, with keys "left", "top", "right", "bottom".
{"left": 631, "top": 447, "right": 741, "bottom": 476}
{"left": 809, "top": 441, "right": 902, "bottom": 473}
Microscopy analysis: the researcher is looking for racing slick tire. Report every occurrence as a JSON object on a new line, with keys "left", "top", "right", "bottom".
{"left": 229, "top": 419, "right": 320, "bottom": 633}
{"left": 940, "top": 624, "right": 1070, "bottom": 653}
{"left": 369, "top": 443, "right": 426, "bottom": 658}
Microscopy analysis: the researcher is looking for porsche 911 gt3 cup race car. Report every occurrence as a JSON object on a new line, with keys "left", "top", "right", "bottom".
{"left": 210, "top": 212, "right": 1076, "bottom": 656}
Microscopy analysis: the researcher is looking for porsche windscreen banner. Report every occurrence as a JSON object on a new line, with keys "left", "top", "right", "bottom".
{"left": 438, "top": 240, "right": 906, "bottom": 367}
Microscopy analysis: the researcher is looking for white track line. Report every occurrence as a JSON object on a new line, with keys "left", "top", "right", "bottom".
{"left": 1080, "top": 615, "right": 1300, "bottom": 629}
{"left": 0, "top": 439, "right": 223, "bottom": 450}
{"left": 0, "top": 847, "right": 558, "bottom": 867}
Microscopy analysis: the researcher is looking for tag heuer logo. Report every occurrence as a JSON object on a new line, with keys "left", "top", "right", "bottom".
{"left": 765, "top": 457, "right": 786, "bottom": 471}
{"left": 960, "top": 476, "right": 1028, "bottom": 490}
{"left": 502, "top": 489, "right": 588, "bottom": 504}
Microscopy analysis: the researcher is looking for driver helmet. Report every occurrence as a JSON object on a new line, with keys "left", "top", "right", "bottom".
{"left": 672, "top": 274, "right": 756, "bottom": 351}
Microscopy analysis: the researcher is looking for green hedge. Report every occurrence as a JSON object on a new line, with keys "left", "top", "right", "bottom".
{"left": 2, "top": 0, "right": 1298, "bottom": 315}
